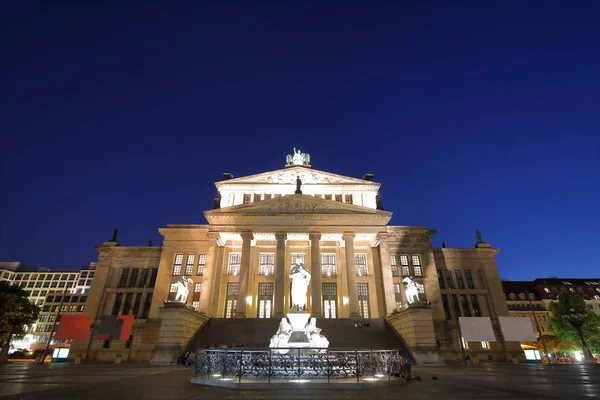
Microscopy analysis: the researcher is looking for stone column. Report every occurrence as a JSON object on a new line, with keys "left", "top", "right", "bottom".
{"left": 273, "top": 232, "right": 287, "bottom": 318}
{"left": 376, "top": 232, "right": 398, "bottom": 316}
{"left": 309, "top": 232, "right": 323, "bottom": 318}
{"left": 199, "top": 232, "right": 220, "bottom": 315}
{"left": 235, "top": 231, "right": 253, "bottom": 318}
{"left": 343, "top": 232, "right": 360, "bottom": 318}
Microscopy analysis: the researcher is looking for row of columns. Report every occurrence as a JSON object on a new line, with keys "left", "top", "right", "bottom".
{"left": 233, "top": 230, "right": 379, "bottom": 319}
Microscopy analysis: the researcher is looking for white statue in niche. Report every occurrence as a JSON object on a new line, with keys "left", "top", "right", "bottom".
{"left": 305, "top": 317, "right": 329, "bottom": 351}
{"left": 403, "top": 276, "right": 423, "bottom": 304}
{"left": 289, "top": 260, "right": 311, "bottom": 311}
{"left": 172, "top": 276, "right": 194, "bottom": 303}
{"left": 269, "top": 317, "right": 293, "bottom": 352}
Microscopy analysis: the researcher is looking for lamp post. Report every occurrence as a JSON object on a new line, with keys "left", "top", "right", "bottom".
{"left": 561, "top": 309, "right": 594, "bottom": 362}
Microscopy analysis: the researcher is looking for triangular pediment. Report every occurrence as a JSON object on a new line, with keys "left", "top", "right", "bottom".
{"left": 204, "top": 194, "right": 392, "bottom": 225}
{"left": 215, "top": 166, "right": 379, "bottom": 187}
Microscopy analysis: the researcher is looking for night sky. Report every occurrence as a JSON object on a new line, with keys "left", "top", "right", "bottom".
{"left": 1, "top": 2, "right": 599, "bottom": 279}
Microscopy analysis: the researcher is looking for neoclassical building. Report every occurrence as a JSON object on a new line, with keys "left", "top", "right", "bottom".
{"left": 76, "top": 150, "right": 520, "bottom": 364}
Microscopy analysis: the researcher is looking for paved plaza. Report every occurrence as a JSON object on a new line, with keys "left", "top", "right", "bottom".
{"left": 0, "top": 362, "right": 598, "bottom": 399}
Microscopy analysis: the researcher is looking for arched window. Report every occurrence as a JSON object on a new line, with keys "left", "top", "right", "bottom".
{"left": 509, "top": 293, "right": 516, "bottom": 300}
{"left": 518, "top": 293, "right": 526, "bottom": 300}
{"left": 528, "top": 293, "right": 536, "bottom": 301}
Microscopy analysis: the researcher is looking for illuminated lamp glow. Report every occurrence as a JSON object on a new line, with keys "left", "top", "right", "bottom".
{"left": 220, "top": 378, "right": 233, "bottom": 381}
{"left": 246, "top": 296, "right": 252, "bottom": 305}
{"left": 343, "top": 296, "right": 349, "bottom": 305}
{"left": 290, "top": 379, "right": 311, "bottom": 383}
{"left": 363, "top": 377, "right": 379, "bottom": 381}
{"left": 212, "top": 374, "right": 221, "bottom": 377}
{"left": 574, "top": 352, "right": 583, "bottom": 362}
{"left": 374, "top": 374, "right": 385, "bottom": 378}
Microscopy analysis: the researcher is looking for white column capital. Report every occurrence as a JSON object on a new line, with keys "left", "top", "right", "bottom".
{"left": 342, "top": 232, "right": 356, "bottom": 241}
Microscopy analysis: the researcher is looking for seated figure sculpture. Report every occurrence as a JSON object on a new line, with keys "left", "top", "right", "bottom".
{"left": 269, "top": 317, "right": 293, "bottom": 353}
{"left": 305, "top": 317, "right": 329, "bottom": 352}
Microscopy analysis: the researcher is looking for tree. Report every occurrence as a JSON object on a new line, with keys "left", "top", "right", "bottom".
{"left": 547, "top": 292, "right": 600, "bottom": 360}
{"left": 0, "top": 282, "right": 40, "bottom": 356}
{"left": 523, "top": 335, "right": 578, "bottom": 354}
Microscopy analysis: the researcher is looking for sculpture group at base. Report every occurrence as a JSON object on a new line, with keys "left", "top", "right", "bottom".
{"left": 269, "top": 259, "right": 329, "bottom": 353}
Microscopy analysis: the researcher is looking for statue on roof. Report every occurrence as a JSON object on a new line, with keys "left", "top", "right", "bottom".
{"left": 286, "top": 148, "right": 311, "bottom": 166}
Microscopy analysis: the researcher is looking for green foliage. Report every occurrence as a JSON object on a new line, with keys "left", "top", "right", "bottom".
{"left": 0, "top": 282, "right": 41, "bottom": 347}
{"left": 547, "top": 292, "right": 600, "bottom": 354}
{"left": 523, "top": 335, "right": 578, "bottom": 353}
{"left": 9, "top": 350, "right": 30, "bottom": 359}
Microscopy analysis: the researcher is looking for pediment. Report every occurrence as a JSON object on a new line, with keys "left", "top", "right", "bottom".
{"left": 204, "top": 194, "right": 392, "bottom": 224}
{"left": 215, "top": 166, "right": 379, "bottom": 187}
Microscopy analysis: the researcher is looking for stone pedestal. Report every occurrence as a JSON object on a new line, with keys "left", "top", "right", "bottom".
{"left": 286, "top": 312, "right": 311, "bottom": 346}
{"left": 386, "top": 303, "right": 444, "bottom": 365}
{"left": 149, "top": 302, "right": 209, "bottom": 365}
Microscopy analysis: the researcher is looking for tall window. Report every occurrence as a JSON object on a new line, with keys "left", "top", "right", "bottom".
{"left": 122, "top": 293, "right": 133, "bottom": 315}
{"left": 437, "top": 269, "right": 445, "bottom": 289}
{"left": 400, "top": 255, "right": 410, "bottom": 276}
{"left": 254, "top": 193, "right": 262, "bottom": 202}
{"left": 192, "top": 301, "right": 200, "bottom": 311}
{"left": 197, "top": 254, "right": 206, "bottom": 276}
{"left": 357, "top": 283, "right": 370, "bottom": 319}
{"left": 149, "top": 268, "right": 158, "bottom": 287}
{"left": 390, "top": 255, "right": 399, "bottom": 277}
{"left": 394, "top": 283, "right": 402, "bottom": 309}
{"left": 445, "top": 269, "right": 454, "bottom": 289}
{"left": 142, "top": 294, "right": 153, "bottom": 319}
{"left": 264, "top": 194, "right": 272, "bottom": 200}
{"left": 168, "top": 282, "right": 178, "bottom": 301}
{"left": 464, "top": 270, "right": 474, "bottom": 289}
{"left": 335, "top": 194, "right": 342, "bottom": 202}
{"left": 324, "top": 194, "right": 332, "bottom": 200}
{"left": 355, "top": 254, "right": 368, "bottom": 276}
{"left": 172, "top": 254, "right": 183, "bottom": 276}
{"left": 441, "top": 294, "right": 452, "bottom": 320}
{"left": 258, "top": 283, "right": 274, "bottom": 318}
{"left": 290, "top": 253, "right": 305, "bottom": 266}
{"left": 412, "top": 255, "right": 422, "bottom": 276}
{"left": 227, "top": 253, "right": 241, "bottom": 275}
{"left": 129, "top": 269, "right": 139, "bottom": 288}
{"left": 455, "top": 270, "right": 464, "bottom": 289}
{"left": 344, "top": 194, "right": 353, "bottom": 204}
{"left": 185, "top": 254, "right": 195, "bottom": 276}
{"left": 452, "top": 294, "right": 461, "bottom": 319}
{"left": 460, "top": 294, "right": 471, "bottom": 317}
{"left": 470, "top": 294, "right": 482, "bottom": 317}
{"left": 119, "top": 269, "right": 130, "bottom": 287}
{"left": 243, "top": 194, "right": 251, "bottom": 204}
{"left": 132, "top": 293, "right": 142, "bottom": 317}
{"left": 140, "top": 269, "right": 149, "bottom": 287}
{"left": 194, "top": 283, "right": 202, "bottom": 293}
{"left": 259, "top": 253, "right": 275, "bottom": 276}
{"left": 323, "top": 283, "right": 337, "bottom": 318}
{"left": 112, "top": 293, "right": 123, "bottom": 315}
{"left": 321, "top": 254, "right": 336, "bottom": 276}
{"left": 225, "top": 283, "right": 238, "bottom": 318}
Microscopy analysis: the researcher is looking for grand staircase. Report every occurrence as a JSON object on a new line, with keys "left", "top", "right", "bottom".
{"left": 186, "top": 318, "right": 412, "bottom": 360}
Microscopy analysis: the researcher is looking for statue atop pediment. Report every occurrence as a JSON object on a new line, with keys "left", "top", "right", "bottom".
{"left": 285, "top": 148, "right": 311, "bottom": 167}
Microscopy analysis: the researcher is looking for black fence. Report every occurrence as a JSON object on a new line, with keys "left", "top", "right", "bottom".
{"left": 194, "top": 348, "right": 406, "bottom": 383}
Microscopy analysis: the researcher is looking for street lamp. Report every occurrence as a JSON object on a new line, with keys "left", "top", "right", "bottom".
{"left": 561, "top": 308, "right": 594, "bottom": 362}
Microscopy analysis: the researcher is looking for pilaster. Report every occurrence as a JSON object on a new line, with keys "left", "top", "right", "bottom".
{"left": 343, "top": 232, "right": 360, "bottom": 318}
{"left": 235, "top": 231, "right": 254, "bottom": 318}
{"left": 376, "top": 232, "right": 397, "bottom": 316}
{"left": 199, "top": 232, "right": 220, "bottom": 315}
{"left": 309, "top": 232, "right": 322, "bottom": 318}
{"left": 273, "top": 232, "right": 287, "bottom": 318}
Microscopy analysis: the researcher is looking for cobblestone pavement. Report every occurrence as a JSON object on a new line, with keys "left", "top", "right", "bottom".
{"left": 0, "top": 363, "right": 599, "bottom": 399}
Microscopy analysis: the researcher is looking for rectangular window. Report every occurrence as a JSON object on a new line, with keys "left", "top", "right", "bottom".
{"left": 390, "top": 255, "right": 399, "bottom": 277}
{"left": 412, "top": 255, "right": 422, "bottom": 276}
{"left": 129, "top": 269, "right": 139, "bottom": 288}
{"left": 132, "top": 293, "right": 141, "bottom": 317}
{"left": 460, "top": 294, "right": 471, "bottom": 317}
{"left": 323, "top": 282, "right": 337, "bottom": 318}
{"left": 335, "top": 194, "right": 342, "bottom": 202}
{"left": 321, "top": 253, "right": 336, "bottom": 276}
{"left": 243, "top": 194, "right": 251, "bottom": 204}
{"left": 225, "top": 283, "right": 238, "bottom": 318}
{"left": 169, "top": 283, "right": 178, "bottom": 293}
{"left": 142, "top": 294, "right": 153, "bottom": 319}
{"left": 194, "top": 282, "right": 202, "bottom": 293}
{"left": 452, "top": 294, "right": 461, "bottom": 319}
{"left": 481, "top": 341, "right": 489, "bottom": 350}
{"left": 315, "top": 194, "right": 322, "bottom": 198}
{"left": 140, "top": 269, "right": 149, "bottom": 287}
{"left": 227, "top": 253, "right": 241, "bottom": 275}
{"left": 355, "top": 254, "right": 368, "bottom": 276}
{"left": 112, "top": 293, "right": 123, "bottom": 315}
{"left": 258, "top": 282, "right": 274, "bottom": 319}
{"left": 259, "top": 253, "right": 275, "bottom": 276}
{"left": 455, "top": 270, "right": 464, "bottom": 289}
{"left": 464, "top": 270, "right": 474, "bottom": 289}
{"left": 441, "top": 294, "right": 452, "bottom": 320}
{"left": 357, "top": 283, "right": 370, "bottom": 319}
{"left": 185, "top": 254, "right": 195, "bottom": 276}
{"left": 77, "top": 305, "right": 85, "bottom": 312}
{"left": 274, "top": 194, "right": 281, "bottom": 198}
{"left": 51, "top": 282, "right": 58, "bottom": 288}
{"left": 290, "top": 253, "right": 305, "bottom": 266}
{"left": 172, "top": 254, "right": 183, "bottom": 276}
{"left": 254, "top": 193, "right": 262, "bottom": 202}
{"left": 344, "top": 194, "right": 353, "bottom": 204}
{"left": 227, "top": 282, "right": 239, "bottom": 296}
{"left": 445, "top": 270, "right": 455, "bottom": 289}
{"left": 400, "top": 255, "right": 410, "bottom": 276}
{"left": 149, "top": 269, "right": 158, "bottom": 288}
{"left": 264, "top": 194, "right": 272, "bottom": 200}
{"left": 197, "top": 254, "right": 206, "bottom": 276}
{"left": 324, "top": 194, "right": 332, "bottom": 200}
{"left": 119, "top": 269, "right": 130, "bottom": 287}
{"left": 68, "top": 305, "right": 77, "bottom": 312}
{"left": 192, "top": 301, "right": 200, "bottom": 311}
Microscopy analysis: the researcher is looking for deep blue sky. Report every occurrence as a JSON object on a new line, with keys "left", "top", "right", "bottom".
{"left": 1, "top": 1, "right": 598, "bottom": 278}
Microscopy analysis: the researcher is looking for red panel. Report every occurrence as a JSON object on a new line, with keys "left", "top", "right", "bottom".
{"left": 117, "top": 315, "right": 134, "bottom": 340}
{"left": 54, "top": 315, "right": 93, "bottom": 340}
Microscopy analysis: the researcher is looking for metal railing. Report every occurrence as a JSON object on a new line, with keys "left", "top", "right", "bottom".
{"left": 194, "top": 348, "right": 404, "bottom": 383}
